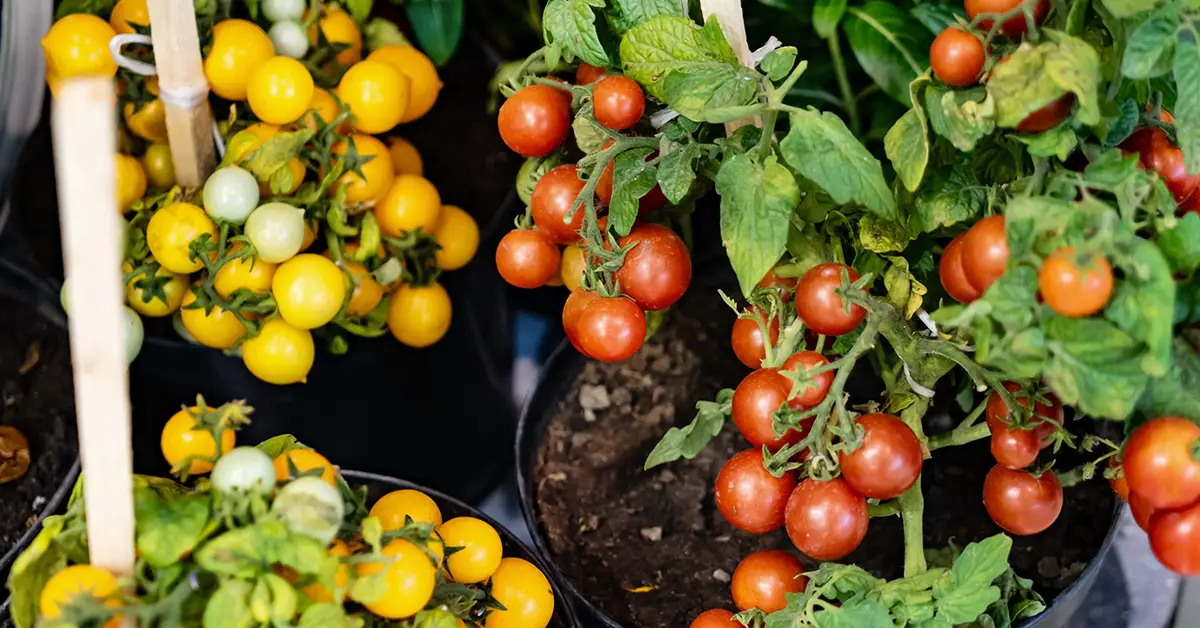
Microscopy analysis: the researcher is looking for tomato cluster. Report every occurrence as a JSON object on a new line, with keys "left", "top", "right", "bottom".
{"left": 495, "top": 64, "right": 692, "bottom": 362}
{"left": 1121, "top": 110, "right": 1200, "bottom": 211}
{"left": 48, "top": 3, "right": 478, "bottom": 385}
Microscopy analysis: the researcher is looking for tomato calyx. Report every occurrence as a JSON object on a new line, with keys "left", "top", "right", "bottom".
{"left": 169, "top": 395, "right": 252, "bottom": 482}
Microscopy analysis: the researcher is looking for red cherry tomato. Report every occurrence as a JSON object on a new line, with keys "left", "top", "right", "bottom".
{"left": 784, "top": 478, "right": 868, "bottom": 561}
{"left": 595, "top": 140, "right": 668, "bottom": 214}
{"left": 794, "top": 263, "right": 866, "bottom": 336}
{"left": 1015, "top": 94, "right": 1076, "bottom": 133}
{"left": 732, "top": 369, "right": 806, "bottom": 450}
{"left": 575, "top": 296, "right": 645, "bottom": 362}
{"left": 592, "top": 76, "right": 645, "bottom": 131}
{"left": 576, "top": 63, "right": 607, "bottom": 85}
{"left": 988, "top": 415, "right": 1040, "bottom": 470}
{"left": 498, "top": 84, "right": 571, "bottom": 157}
{"left": 614, "top": 223, "right": 691, "bottom": 311}
{"left": 982, "top": 465, "right": 1063, "bottom": 536}
{"left": 731, "top": 550, "right": 807, "bottom": 613}
{"left": 1039, "top": 247, "right": 1114, "bottom": 318}
{"left": 531, "top": 165, "right": 587, "bottom": 244}
{"left": 939, "top": 233, "right": 982, "bottom": 304}
{"left": 965, "top": 0, "right": 1048, "bottom": 37}
{"left": 1123, "top": 417, "right": 1200, "bottom": 510}
{"left": 839, "top": 413, "right": 923, "bottom": 499}
{"left": 930, "top": 28, "right": 986, "bottom": 87}
{"left": 1130, "top": 127, "right": 1200, "bottom": 204}
{"left": 690, "top": 609, "right": 740, "bottom": 628}
{"left": 758, "top": 267, "right": 797, "bottom": 299}
{"left": 731, "top": 308, "right": 780, "bottom": 369}
{"left": 986, "top": 382, "right": 1063, "bottom": 449}
{"left": 961, "top": 215, "right": 1008, "bottom": 293}
{"left": 562, "top": 289, "right": 600, "bottom": 356}
{"left": 714, "top": 449, "right": 797, "bottom": 534}
{"left": 496, "top": 229, "right": 561, "bottom": 289}
{"left": 1130, "top": 491, "right": 1157, "bottom": 531}
{"left": 1150, "top": 501, "right": 1200, "bottom": 575}
{"left": 781, "top": 351, "right": 833, "bottom": 408}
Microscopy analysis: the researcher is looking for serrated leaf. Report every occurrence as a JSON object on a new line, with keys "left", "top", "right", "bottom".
{"left": 987, "top": 32, "right": 1101, "bottom": 129}
{"left": 1043, "top": 317, "right": 1150, "bottom": 420}
{"left": 663, "top": 63, "right": 760, "bottom": 122}
{"left": 925, "top": 86, "right": 996, "bottom": 152}
{"left": 644, "top": 389, "right": 734, "bottom": 468}
{"left": 860, "top": 214, "right": 912, "bottom": 253}
{"left": 780, "top": 108, "right": 896, "bottom": 220}
{"left": 886, "top": 107, "right": 930, "bottom": 192}
{"left": 1157, "top": 212, "right": 1200, "bottom": 275}
{"left": 1099, "top": 0, "right": 1158, "bottom": 17}
{"left": 544, "top": 0, "right": 610, "bottom": 68}
{"left": 932, "top": 535, "right": 1011, "bottom": 623}
{"left": 762, "top": 46, "right": 799, "bottom": 81}
{"left": 813, "top": 599, "right": 893, "bottom": 628}
{"left": 657, "top": 143, "right": 700, "bottom": 204}
{"left": 716, "top": 153, "right": 800, "bottom": 296}
{"left": 1139, "top": 337, "right": 1200, "bottom": 419}
{"left": 908, "top": 166, "right": 986, "bottom": 233}
{"left": 1105, "top": 238, "right": 1175, "bottom": 377}
{"left": 1101, "top": 98, "right": 1140, "bottom": 146}
{"left": 620, "top": 15, "right": 743, "bottom": 100}
{"left": 813, "top": 0, "right": 848, "bottom": 39}
{"left": 1012, "top": 124, "right": 1078, "bottom": 160}
{"left": 1122, "top": 10, "right": 1178, "bottom": 79}
{"left": 844, "top": 2, "right": 932, "bottom": 105}
{"left": 606, "top": 0, "right": 685, "bottom": 35}
{"left": 610, "top": 147, "right": 657, "bottom": 236}
{"left": 1174, "top": 33, "right": 1200, "bottom": 174}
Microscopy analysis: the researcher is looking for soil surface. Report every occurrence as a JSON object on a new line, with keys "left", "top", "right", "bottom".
{"left": 0, "top": 295, "right": 76, "bottom": 566}
{"left": 534, "top": 293, "right": 1116, "bottom": 627}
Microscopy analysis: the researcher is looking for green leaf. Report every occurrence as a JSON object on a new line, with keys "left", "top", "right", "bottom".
{"left": 1139, "top": 338, "right": 1200, "bottom": 420}
{"left": 1101, "top": 98, "right": 1140, "bottom": 147}
{"left": 813, "top": 0, "right": 848, "bottom": 39}
{"left": 5, "top": 516, "right": 68, "bottom": 628}
{"left": 197, "top": 522, "right": 328, "bottom": 579}
{"left": 343, "top": 0, "right": 373, "bottom": 23}
{"left": 809, "top": 563, "right": 883, "bottom": 599}
{"left": 987, "top": 32, "right": 1101, "bottom": 129}
{"left": 762, "top": 46, "right": 799, "bottom": 81}
{"left": 657, "top": 143, "right": 701, "bottom": 204}
{"left": 544, "top": 0, "right": 608, "bottom": 68}
{"left": 1043, "top": 317, "right": 1150, "bottom": 420}
{"left": 663, "top": 63, "right": 761, "bottom": 122}
{"left": 860, "top": 215, "right": 913, "bottom": 253}
{"left": 135, "top": 490, "right": 212, "bottom": 568}
{"left": 1012, "top": 124, "right": 1078, "bottom": 160}
{"left": 932, "top": 535, "right": 1011, "bottom": 623}
{"left": 644, "top": 389, "right": 733, "bottom": 468}
{"left": 256, "top": 434, "right": 308, "bottom": 459}
{"left": 415, "top": 609, "right": 462, "bottom": 628}
{"left": 299, "top": 604, "right": 357, "bottom": 628}
{"left": 910, "top": 4, "right": 965, "bottom": 35}
{"left": 787, "top": 221, "right": 833, "bottom": 274}
{"left": 716, "top": 153, "right": 800, "bottom": 295}
{"left": 55, "top": 0, "right": 117, "bottom": 18}
{"left": 1174, "top": 33, "right": 1200, "bottom": 174}
{"left": 908, "top": 166, "right": 986, "bottom": 233}
{"left": 813, "top": 599, "right": 893, "bottom": 628}
{"left": 364, "top": 18, "right": 412, "bottom": 50}
{"left": 780, "top": 108, "right": 896, "bottom": 220}
{"left": 844, "top": 3, "right": 932, "bottom": 105}
{"left": 204, "top": 579, "right": 254, "bottom": 628}
{"left": 1106, "top": 238, "right": 1176, "bottom": 377}
{"left": 1122, "top": 10, "right": 1178, "bottom": 79}
{"left": 925, "top": 86, "right": 996, "bottom": 152}
{"left": 1099, "top": 0, "right": 1158, "bottom": 17}
{"left": 883, "top": 255, "right": 927, "bottom": 318}
{"left": 621, "top": 15, "right": 745, "bottom": 101}
{"left": 610, "top": 147, "right": 658, "bottom": 236}
{"left": 606, "top": 0, "right": 684, "bottom": 35}
{"left": 1157, "top": 212, "right": 1200, "bottom": 275}
{"left": 886, "top": 107, "right": 930, "bottom": 192}
{"left": 406, "top": 0, "right": 464, "bottom": 66}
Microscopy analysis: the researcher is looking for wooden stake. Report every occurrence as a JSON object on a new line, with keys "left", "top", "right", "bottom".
{"left": 146, "top": 0, "right": 216, "bottom": 187}
{"left": 699, "top": 0, "right": 762, "bottom": 134}
{"left": 51, "top": 78, "right": 136, "bottom": 582}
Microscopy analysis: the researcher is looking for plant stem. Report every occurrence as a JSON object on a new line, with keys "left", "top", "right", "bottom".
{"left": 928, "top": 422, "right": 991, "bottom": 450}
{"left": 826, "top": 31, "right": 860, "bottom": 135}
{"left": 898, "top": 484, "right": 927, "bottom": 577}
{"left": 869, "top": 501, "right": 901, "bottom": 518}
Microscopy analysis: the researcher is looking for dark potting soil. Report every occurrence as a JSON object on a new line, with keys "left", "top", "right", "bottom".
{"left": 0, "top": 295, "right": 76, "bottom": 559}
{"left": 534, "top": 293, "right": 1116, "bottom": 627}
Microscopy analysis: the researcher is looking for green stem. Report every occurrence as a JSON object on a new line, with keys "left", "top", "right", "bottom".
{"left": 869, "top": 501, "right": 901, "bottom": 518}
{"left": 898, "top": 484, "right": 927, "bottom": 577}
{"left": 826, "top": 31, "right": 860, "bottom": 135}
{"left": 928, "top": 422, "right": 991, "bottom": 450}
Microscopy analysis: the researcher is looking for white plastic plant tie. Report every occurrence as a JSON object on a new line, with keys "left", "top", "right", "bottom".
{"left": 212, "top": 121, "right": 226, "bottom": 158}
{"left": 903, "top": 362, "right": 937, "bottom": 399}
{"left": 651, "top": 108, "right": 681, "bottom": 129}
{"left": 917, "top": 309, "right": 939, "bottom": 337}
{"left": 110, "top": 34, "right": 157, "bottom": 76}
{"left": 752, "top": 36, "right": 783, "bottom": 65}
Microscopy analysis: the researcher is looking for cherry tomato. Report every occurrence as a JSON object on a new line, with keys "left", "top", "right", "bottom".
{"left": 1123, "top": 417, "right": 1200, "bottom": 510}
{"left": 531, "top": 165, "right": 587, "bottom": 244}
{"left": 307, "top": 7, "right": 363, "bottom": 66}
{"left": 982, "top": 465, "right": 1062, "bottom": 535}
{"left": 838, "top": 413, "right": 923, "bottom": 499}
{"left": 337, "top": 260, "right": 384, "bottom": 317}
{"left": 592, "top": 76, "right": 645, "bottom": 131}
{"left": 388, "top": 136, "right": 424, "bottom": 176}
{"left": 691, "top": 609, "right": 740, "bottom": 628}
{"left": 248, "top": 56, "right": 315, "bottom": 125}
{"left": 1038, "top": 247, "right": 1113, "bottom": 317}
{"left": 781, "top": 351, "right": 833, "bottom": 408}
{"left": 388, "top": 283, "right": 452, "bottom": 348}
{"left": 115, "top": 154, "right": 147, "bottom": 214}
{"left": 371, "top": 488, "right": 444, "bottom": 530}
{"left": 496, "top": 229, "right": 561, "bottom": 289}
{"left": 357, "top": 539, "right": 437, "bottom": 619}
{"left": 245, "top": 202, "right": 306, "bottom": 264}
{"left": 123, "top": 98, "right": 167, "bottom": 143}
{"left": 559, "top": 243, "right": 588, "bottom": 292}
{"left": 988, "top": 416, "right": 1040, "bottom": 470}
{"left": 795, "top": 263, "right": 866, "bottom": 336}
{"left": 960, "top": 215, "right": 1008, "bottom": 293}
{"left": 333, "top": 134, "right": 395, "bottom": 205}
{"left": 1129, "top": 127, "right": 1200, "bottom": 204}
{"left": 784, "top": 477, "right": 868, "bottom": 560}
{"left": 1015, "top": 94, "right": 1075, "bottom": 133}
{"left": 203, "top": 165, "right": 261, "bottom": 224}
{"left": 562, "top": 289, "right": 600, "bottom": 355}
{"left": 272, "top": 254, "right": 347, "bottom": 330}
{"left": 263, "top": 0, "right": 306, "bottom": 22}
{"left": 180, "top": 290, "right": 249, "bottom": 350}
{"left": 211, "top": 446, "right": 276, "bottom": 495}
{"left": 965, "top": 0, "right": 1048, "bottom": 37}
{"left": 437, "top": 517, "right": 503, "bottom": 584}
{"left": 1150, "top": 501, "right": 1200, "bottom": 575}
{"left": 203, "top": 19, "right": 275, "bottom": 101}
{"left": 42, "top": 14, "right": 118, "bottom": 90}
{"left": 147, "top": 202, "right": 217, "bottom": 274}
{"left": 615, "top": 224, "right": 691, "bottom": 311}
{"left": 575, "top": 296, "right": 646, "bottom": 362}
{"left": 433, "top": 205, "right": 480, "bottom": 271}
{"left": 241, "top": 318, "right": 314, "bottom": 384}
{"left": 1131, "top": 491, "right": 1158, "bottom": 531}
{"left": 576, "top": 63, "right": 607, "bottom": 85}
{"left": 930, "top": 28, "right": 985, "bottom": 87}
{"left": 123, "top": 262, "right": 187, "bottom": 318}
{"left": 484, "top": 558, "right": 555, "bottom": 628}
{"left": 939, "top": 233, "right": 982, "bottom": 303}
{"left": 336, "top": 59, "right": 408, "bottom": 134}
{"left": 498, "top": 84, "right": 571, "bottom": 158}
{"left": 731, "top": 308, "right": 780, "bottom": 369}
{"left": 375, "top": 174, "right": 443, "bottom": 236}
{"left": 109, "top": 0, "right": 149, "bottom": 34}
{"left": 986, "top": 382, "right": 1063, "bottom": 447}
{"left": 161, "top": 406, "right": 236, "bottom": 475}
{"left": 141, "top": 143, "right": 176, "bottom": 189}
{"left": 273, "top": 448, "right": 337, "bottom": 486}
{"left": 714, "top": 449, "right": 797, "bottom": 534}
{"left": 1109, "top": 459, "right": 1130, "bottom": 503}
{"left": 733, "top": 368, "right": 805, "bottom": 450}
{"left": 40, "top": 565, "right": 121, "bottom": 626}
{"left": 731, "top": 550, "right": 807, "bottom": 613}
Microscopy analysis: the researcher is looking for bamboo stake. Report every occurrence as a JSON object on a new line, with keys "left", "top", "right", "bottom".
{"left": 699, "top": 0, "right": 762, "bottom": 134}
{"left": 51, "top": 78, "right": 136, "bottom": 593}
{"left": 146, "top": 0, "right": 216, "bottom": 187}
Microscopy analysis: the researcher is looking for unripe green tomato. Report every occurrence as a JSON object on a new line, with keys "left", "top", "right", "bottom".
{"left": 271, "top": 476, "right": 344, "bottom": 545}
{"left": 516, "top": 154, "right": 563, "bottom": 205}
{"left": 261, "top": 0, "right": 305, "bottom": 22}
{"left": 269, "top": 21, "right": 309, "bottom": 59}
{"left": 245, "top": 202, "right": 305, "bottom": 263}
{"left": 203, "top": 166, "right": 261, "bottom": 224}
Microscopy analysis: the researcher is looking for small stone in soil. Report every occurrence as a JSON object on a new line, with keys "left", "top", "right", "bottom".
{"left": 579, "top": 384, "right": 611, "bottom": 411}
{"left": 1038, "top": 556, "right": 1060, "bottom": 579}
{"left": 32, "top": 495, "right": 45, "bottom": 510}
{"left": 713, "top": 569, "right": 731, "bottom": 583}
{"left": 640, "top": 527, "right": 663, "bottom": 542}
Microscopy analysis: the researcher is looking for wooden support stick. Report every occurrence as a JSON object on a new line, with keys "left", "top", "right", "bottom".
{"left": 699, "top": 0, "right": 762, "bottom": 134}
{"left": 51, "top": 78, "right": 136, "bottom": 582}
{"left": 147, "top": 0, "right": 216, "bottom": 187}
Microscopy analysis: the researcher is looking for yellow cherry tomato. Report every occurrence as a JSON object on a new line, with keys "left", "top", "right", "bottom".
{"left": 215, "top": 244, "right": 277, "bottom": 297}
{"left": 241, "top": 318, "right": 314, "bottom": 385}
{"left": 115, "top": 154, "right": 147, "bottom": 214}
{"left": 339, "top": 260, "right": 384, "bottom": 316}
{"left": 180, "top": 289, "right": 248, "bottom": 350}
{"left": 437, "top": 517, "right": 503, "bottom": 584}
{"left": 274, "top": 449, "right": 337, "bottom": 486}
{"left": 336, "top": 59, "right": 408, "bottom": 135}
{"left": 147, "top": 202, "right": 216, "bottom": 273}
{"left": 560, "top": 244, "right": 587, "bottom": 292}
{"left": 123, "top": 261, "right": 187, "bottom": 317}
{"left": 142, "top": 143, "right": 176, "bottom": 189}
{"left": 387, "top": 136, "right": 423, "bottom": 177}
{"left": 248, "top": 56, "right": 315, "bottom": 125}
{"left": 272, "top": 253, "right": 348, "bottom": 330}
{"left": 300, "top": 218, "right": 319, "bottom": 252}
{"left": 332, "top": 134, "right": 394, "bottom": 205}
{"left": 40, "top": 565, "right": 121, "bottom": 627}
{"left": 204, "top": 19, "right": 275, "bottom": 101}
{"left": 387, "top": 282, "right": 451, "bottom": 348}
{"left": 370, "top": 489, "right": 443, "bottom": 531}
{"left": 367, "top": 46, "right": 442, "bottom": 123}
{"left": 109, "top": 0, "right": 149, "bottom": 34}
{"left": 161, "top": 406, "right": 236, "bottom": 475}
{"left": 485, "top": 558, "right": 555, "bottom": 628}
{"left": 302, "top": 87, "right": 341, "bottom": 131}
{"left": 308, "top": 8, "right": 362, "bottom": 67}
{"left": 303, "top": 540, "right": 351, "bottom": 602}
{"left": 375, "top": 175, "right": 441, "bottom": 237}
{"left": 123, "top": 98, "right": 167, "bottom": 142}
{"left": 433, "top": 206, "right": 479, "bottom": 271}
{"left": 356, "top": 539, "right": 436, "bottom": 619}
{"left": 42, "top": 14, "right": 117, "bottom": 81}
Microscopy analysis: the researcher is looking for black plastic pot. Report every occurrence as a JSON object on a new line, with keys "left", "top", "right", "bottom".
{"left": 515, "top": 340, "right": 1123, "bottom": 628}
